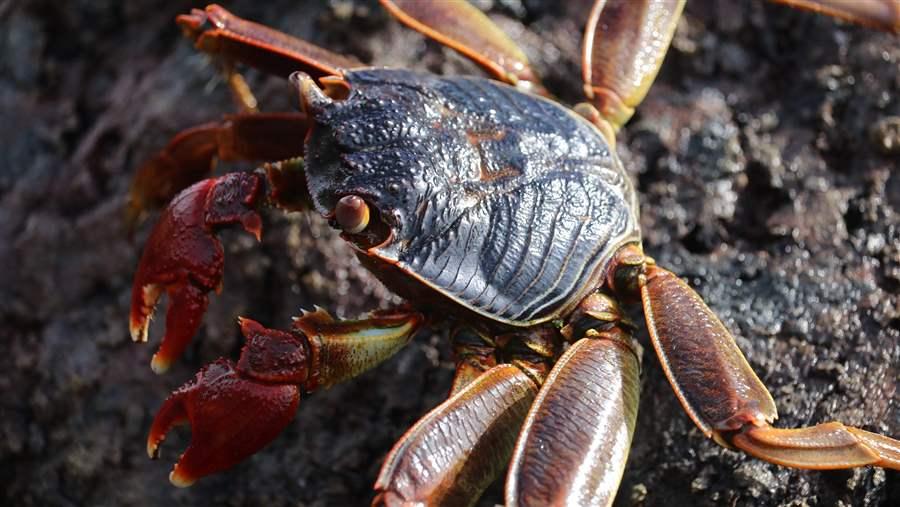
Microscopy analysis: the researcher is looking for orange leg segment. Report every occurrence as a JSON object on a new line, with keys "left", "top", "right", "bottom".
{"left": 177, "top": 4, "right": 362, "bottom": 80}
{"left": 379, "top": 0, "right": 546, "bottom": 94}
{"left": 581, "top": 0, "right": 686, "bottom": 132}
{"left": 768, "top": 0, "right": 900, "bottom": 33}
{"left": 577, "top": 0, "right": 897, "bottom": 136}
{"left": 733, "top": 422, "right": 900, "bottom": 470}
{"left": 640, "top": 264, "right": 900, "bottom": 471}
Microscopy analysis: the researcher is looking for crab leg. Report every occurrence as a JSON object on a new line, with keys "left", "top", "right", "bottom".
{"left": 374, "top": 363, "right": 539, "bottom": 507}
{"left": 379, "top": 0, "right": 546, "bottom": 94}
{"left": 374, "top": 326, "right": 555, "bottom": 506}
{"left": 127, "top": 112, "right": 309, "bottom": 227}
{"left": 447, "top": 327, "right": 498, "bottom": 396}
{"left": 505, "top": 329, "right": 641, "bottom": 507}
{"left": 580, "top": 0, "right": 898, "bottom": 138}
{"left": 130, "top": 160, "right": 307, "bottom": 373}
{"left": 131, "top": 2, "right": 362, "bottom": 222}
{"left": 640, "top": 264, "right": 900, "bottom": 470}
{"left": 505, "top": 293, "right": 640, "bottom": 507}
{"left": 176, "top": 4, "right": 362, "bottom": 81}
{"left": 149, "top": 309, "right": 423, "bottom": 487}
{"left": 581, "top": 0, "right": 686, "bottom": 134}
{"left": 768, "top": 0, "right": 900, "bottom": 33}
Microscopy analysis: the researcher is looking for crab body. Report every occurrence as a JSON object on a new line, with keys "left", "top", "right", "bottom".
{"left": 126, "top": 1, "right": 900, "bottom": 506}
{"left": 306, "top": 69, "right": 638, "bottom": 327}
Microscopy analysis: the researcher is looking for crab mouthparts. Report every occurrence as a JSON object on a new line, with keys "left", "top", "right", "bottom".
{"left": 291, "top": 71, "right": 350, "bottom": 115}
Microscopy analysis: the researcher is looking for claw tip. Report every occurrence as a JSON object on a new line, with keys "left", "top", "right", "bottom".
{"left": 147, "top": 439, "right": 160, "bottom": 459}
{"left": 169, "top": 467, "right": 196, "bottom": 488}
{"left": 130, "top": 284, "right": 162, "bottom": 343}
{"left": 241, "top": 212, "right": 263, "bottom": 242}
{"left": 151, "top": 354, "right": 172, "bottom": 374}
{"left": 130, "top": 319, "right": 148, "bottom": 343}
{"left": 238, "top": 315, "right": 260, "bottom": 329}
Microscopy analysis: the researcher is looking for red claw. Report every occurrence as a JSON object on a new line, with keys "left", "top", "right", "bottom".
{"left": 129, "top": 172, "right": 264, "bottom": 373}
{"left": 147, "top": 359, "right": 300, "bottom": 487}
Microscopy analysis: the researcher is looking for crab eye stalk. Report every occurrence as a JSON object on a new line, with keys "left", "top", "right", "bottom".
{"left": 335, "top": 195, "right": 370, "bottom": 234}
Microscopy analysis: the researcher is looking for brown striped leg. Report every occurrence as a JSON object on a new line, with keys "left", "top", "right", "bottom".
{"left": 374, "top": 363, "right": 540, "bottom": 507}
{"left": 374, "top": 326, "right": 555, "bottom": 506}
{"left": 768, "top": 0, "right": 900, "bottom": 33}
{"left": 127, "top": 112, "right": 309, "bottom": 228}
{"left": 507, "top": 294, "right": 641, "bottom": 507}
{"left": 640, "top": 264, "right": 900, "bottom": 470}
{"left": 147, "top": 309, "right": 423, "bottom": 487}
{"left": 581, "top": 0, "right": 685, "bottom": 133}
{"left": 579, "top": 0, "right": 898, "bottom": 140}
{"left": 379, "top": 0, "right": 547, "bottom": 94}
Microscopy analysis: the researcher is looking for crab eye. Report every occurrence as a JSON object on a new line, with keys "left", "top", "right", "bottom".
{"left": 335, "top": 195, "right": 370, "bottom": 234}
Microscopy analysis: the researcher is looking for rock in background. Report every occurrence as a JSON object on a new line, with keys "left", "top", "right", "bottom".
{"left": 0, "top": 0, "right": 897, "bottom": 505}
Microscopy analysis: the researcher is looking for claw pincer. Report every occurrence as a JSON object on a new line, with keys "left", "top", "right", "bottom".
{"left": 146, "top": 309, "right": 423, "bottom": 486}
{"left": 130, "top": 172, "right": 263, "bottom": 373}
{"left": 147, "top": 319, "right": 311, "bottom": 487}
{"left": 147, "top": 356, "right": 300, "bottom": 487}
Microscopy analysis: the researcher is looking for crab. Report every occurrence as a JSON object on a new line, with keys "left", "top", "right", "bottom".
{"left": 127, "top": 1, "right": 900, "bottom": 505}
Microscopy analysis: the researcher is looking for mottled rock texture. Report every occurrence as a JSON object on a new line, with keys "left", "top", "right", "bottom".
{"left": 1, "top": 0, "right": 897, "bottom": 505}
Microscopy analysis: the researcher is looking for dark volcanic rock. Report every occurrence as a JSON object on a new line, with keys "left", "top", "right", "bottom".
{"left": 1, "top": 1, "right": 897, "bottom": 506}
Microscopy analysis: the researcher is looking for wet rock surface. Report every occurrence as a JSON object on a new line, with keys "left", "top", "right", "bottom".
{"left": 1, "top": 0, "right": 897, "bottom": 505}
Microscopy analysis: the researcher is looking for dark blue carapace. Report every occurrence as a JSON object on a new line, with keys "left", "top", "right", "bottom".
{"left": 304, "top": 69, "right": 639, "bottom": 325}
